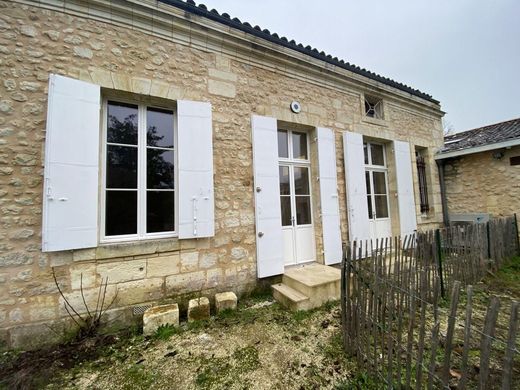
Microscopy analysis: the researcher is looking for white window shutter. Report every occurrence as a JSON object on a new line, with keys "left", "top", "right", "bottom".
{"left": 177, "top": 100, "right": 215, "bottom": 239}
{"left": 42, "top": 74, "right": 101, "bottom": 252}
{"left": 394, "top": 140, "right": 417, "bottom": 236}
{"left": 317, "top": 127, "right": 342, "bottom": 265}
{"left": 343, "top": 131, "right": 370, "bottom": 242}
{"left": 251, "top": 115, "right": 284, "bottom": 278}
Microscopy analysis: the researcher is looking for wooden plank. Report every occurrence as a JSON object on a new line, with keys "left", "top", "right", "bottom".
{"left": 415, "top": 271, "right": 428, "bottom": 389}
{"left": 501, "top": 301, "right": 519, "bottom": 390}
{"left": 441, "top": 280, "right": 461, "bottom": 385}
{"left": 478, "top": 296, "right": 500, "bottom": 390}
{"left": 405, "top": 269, "right": 417, "bottom": 389}
{"left": 459, "top": 285, "right": 474, "bottom": 390}
{"left": 427, "top": 321, "right": 441, "bottom": 390}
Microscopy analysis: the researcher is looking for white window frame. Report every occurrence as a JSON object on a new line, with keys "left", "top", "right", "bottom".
{"left": 364, "top": 141, "right": 391, "bottom": 221}
{"left": 277, "top": 129, "right": 314, "bottom": 227}
{"left": 100, "top": 97, "right": 178, "bottom": 243}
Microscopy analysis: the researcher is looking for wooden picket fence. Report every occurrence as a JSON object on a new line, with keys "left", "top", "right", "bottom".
{"left": 341, "top": 216, "right": 520, "bottom": 389}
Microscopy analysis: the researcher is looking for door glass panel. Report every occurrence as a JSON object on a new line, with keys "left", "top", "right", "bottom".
{"left": 277, "top": 130, "right": 288, "bottom": 158}
{"left": 107, "top": 101, "right": 138, "bottom": 145}
{"left": 147, "top": 149, "right": 175, "bottom": 189}
{"left": 370, "top": 143, "right": 385, "bottom": 166}
{"left": 295, "top": 196, "right": 311, "bottom": 225}
{"left": 106, "top": 145, "right": 138, "bottom": 189}
{"left": 147, "top": 191, "right": 175, "bottom": 232}
{"left": 293, "top": 166, "right": 310, "bottom": 195}
{"left": 367, "top": 196, "right": 373, "bottom": 219}
{"left": 365, "top": 171, "right": 371, "bottom": 194}
{"left": 106, "top": 190, "right": 137, "bottom": 235}
{"left": 372, "top": 171, "right": 387, "bottom": 194}
{"left": 147, "top": 107, "right": 174, "bottom": 148}
{"left": 280, "top": 196, "right": 292, "bottom": 226}
{"left": 292, "top": 132, "right": 308, "bottom": 160}
{"left": 363, "top": 143, "right": 369, "bottom": 165}
{"left": 374, "top": 195, "right": 389, "bottom": 218}
{"left": 279, "top": 166, "right": 290, "bottom": 195}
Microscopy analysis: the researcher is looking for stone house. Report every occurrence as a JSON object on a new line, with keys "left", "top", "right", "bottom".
{"left": 437, "top": 118, "right": 520, "bottom": 222}
{"left": 0, "top": 0, "right": 444, "bottom": 349}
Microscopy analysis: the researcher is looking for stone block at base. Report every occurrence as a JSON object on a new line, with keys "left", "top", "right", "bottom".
{"left": 143, "top": 303, "right": 179, "bottom": 336}
{"left": 215, "top": 291, "right": 237, "bottom": 313}
{"left": 188, "top": 297, "right": 210, "bottom": 322}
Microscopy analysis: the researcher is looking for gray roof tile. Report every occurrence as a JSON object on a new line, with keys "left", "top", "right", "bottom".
{"left": 441, "top": 118, "right": 520, "bottom": 153}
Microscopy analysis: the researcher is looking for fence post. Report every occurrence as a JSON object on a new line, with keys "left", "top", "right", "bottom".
{"left": 514, "top": 213, "right": 520, "bottom": 255}
{"left": 435, "top": 229, "right": 445, "bottom": 298}
{"left": 486, "top": 221, "right": 491, "bottom": 260}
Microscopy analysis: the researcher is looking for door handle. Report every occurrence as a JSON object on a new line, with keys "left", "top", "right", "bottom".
{"left": 291, "top": 216, "right": 295, "bottom": 226}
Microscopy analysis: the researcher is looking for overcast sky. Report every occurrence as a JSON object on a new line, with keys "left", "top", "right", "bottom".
{"left": 200, "top": 0, "right": 520, "bottom": 133}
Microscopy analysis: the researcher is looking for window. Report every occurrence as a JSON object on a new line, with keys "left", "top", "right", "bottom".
{"left": 364, "top": 95, "right": 383, "bottom": 119}
{"left": 277, "top": 129, "right": 312, "bottom": 226}
{"left": 510, "top": 156, "right": 520, "bottom": 166}
{"left": 416, "top": 151, "right": 430, "bottom": 213}
{"left": 103, "top": 100, "right": 176, "bottom": 240}
{"left": 364, "top": 141, "right": 389, "bottom": 219}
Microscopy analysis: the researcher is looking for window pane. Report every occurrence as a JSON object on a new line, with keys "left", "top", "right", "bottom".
{"left": 280, "top": 196, "right": 291, "bottom": 226}
{"left": 294, "top": 166, "right": 310, "bottom": 195}
{"left": 372, "top": 171, "right": 387, "bottom": 195}
{"left": 107, "top": 145, "right": 137, "bottom": 189}
{"left": 292, "top": 132, "right": 308, "bottom": 159}
{"left": 106, "top": 191, "right": 137, "bottom": 236}
{"left": 107, "top": 101, "right": 138, "bottom": 145}
{"left": 278, "top": 130, "right": 288, "bottom": 158}
{"left": 279, "top": 166, "right": 290, "bottom": 195}
{"left": 365, "top": 171, "right": 371, "bottom": 194}
{"left": 147, "top": 191, "right": 175, "bottom": 233}
{"left": 364, "top": 143, "right": 369, "bottom": 165}
{"left": 374, "top": 195, "right": 389, "bottom": 218}
{"left": 147, "top": 149, "right": 174, "bottom": 189}
{"left": 370, "top": 144, "right": 385, "bottom": 166}
{"left": 147, "top": 107, "right": 174, "bottom": 148}
{"left": 295, "top": 196, "right": 311, "bottom": 225}
{"left": 367, "top": 196, "right": 373, "bottom": 219}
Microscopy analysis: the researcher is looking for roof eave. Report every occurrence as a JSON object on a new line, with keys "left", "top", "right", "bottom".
{"left": 436, "top": 138, "right": 520, "bottom": 160}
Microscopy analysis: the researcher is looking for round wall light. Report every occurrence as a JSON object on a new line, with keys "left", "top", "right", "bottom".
{"left": 290, "top": 101, "right": 301, "bottom": 113}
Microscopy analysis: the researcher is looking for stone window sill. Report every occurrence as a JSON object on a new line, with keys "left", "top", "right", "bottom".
{"left": 362, "top": 116, "right": 388, "bottom": 127}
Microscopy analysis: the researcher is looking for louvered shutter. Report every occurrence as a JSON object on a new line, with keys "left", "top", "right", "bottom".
{"left": 177, "top": 100, "right": 215, "bottom": 239}
{"left": 42, "top": 74, "right": 101, "bottom": 252}
{"left": 394, "top": 140, "right": 417, "bottom": 236}
{"left": 317, "top": 127, "right": 342, "bottom": 265}
{"left": 343, "top": 131, "right": 370, "bottom": 242}
{"left": 251, "top": 115, "right": 284, "bottom": 278}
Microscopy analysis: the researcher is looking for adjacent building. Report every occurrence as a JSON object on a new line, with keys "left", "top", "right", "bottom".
{"left": 437, "top": 118, "right": 520, "bottom": 221}
{"left": 0, "top": 0, "right": 444, "bottom": 348}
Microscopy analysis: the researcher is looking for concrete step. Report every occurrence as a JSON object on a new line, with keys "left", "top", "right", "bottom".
{"left": 282, "top": 263, "right": 341, "bottom": 309}
{"left": 271, "top": 283, "right": 311, "bottom": 311}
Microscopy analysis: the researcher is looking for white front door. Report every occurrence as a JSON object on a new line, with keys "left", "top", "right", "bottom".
{"left": 278, "top": 129, "right": 316, "bottom": 266}
{"left": 364, "top": 142, "right": 392, "bottom": 241}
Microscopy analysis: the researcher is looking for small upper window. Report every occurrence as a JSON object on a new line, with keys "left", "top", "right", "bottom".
{"left": 364, "top": 95, "right": 383, "bottom": 119}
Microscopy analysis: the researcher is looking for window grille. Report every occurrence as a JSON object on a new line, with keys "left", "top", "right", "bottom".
{"left": 364, "top": 95, "right": 383, "bottom": 119}
{"left": 416, "top": 154, "right": 430, "bottom": 213}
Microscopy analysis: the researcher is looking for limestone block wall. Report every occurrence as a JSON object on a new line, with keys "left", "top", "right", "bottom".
{"left": 0, "top": 0, "right": 444, "bottom": 349}
{"left": 444, "top": 146, "right": 520, "bottom": 217}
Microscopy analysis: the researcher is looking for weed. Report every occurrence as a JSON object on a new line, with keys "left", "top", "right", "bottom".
{"left": 335, "top": 372, "right": 381, "bottom": 389}
{"left": 153, "top": 324, "right": 181, "bottom": 341}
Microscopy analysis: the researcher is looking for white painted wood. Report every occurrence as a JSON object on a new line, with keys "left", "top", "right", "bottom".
{"left": 177, "top": 100, "right": 215, "bottom": 239}
{"left": 42, "top": 74, "right": 101, "bottom": 252}
{"left": 282, "top": 228, "right": 295, "bottom": 266}
{"left": 394, "top": 140, "right": 418, "bottom": 236}
{"left": 295, "top": 226, "right": 316, "bottom": 263}
{"left": 316, "top": 127, "right": 342, "bottom": 265}
{"left": 252, "top": 115, "right": 284, "bottom": 278}
{"left": 343, "top": 131, "right": 370, "bottom": 242}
